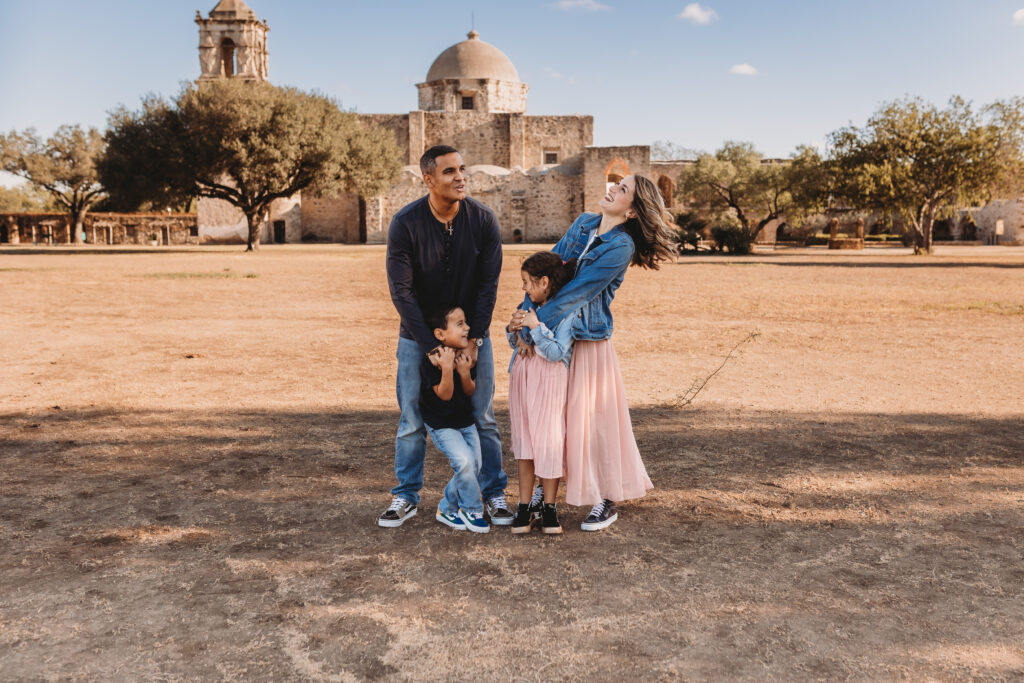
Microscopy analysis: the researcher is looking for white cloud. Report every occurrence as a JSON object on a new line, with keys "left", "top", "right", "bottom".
{"left": 555, "top": 0, "right": 612, "bottom": 11}
{"left": 729, "top": 63, "right": 758, "bottom": 76}
{"left": 678, "top": 3, "right": 718, "bottom": 25}
{"left": 543, "top": 66, "right": 577, "bottom": 84}
{"left": 1014, "top": 9, "right": 1024, "bottom": 24}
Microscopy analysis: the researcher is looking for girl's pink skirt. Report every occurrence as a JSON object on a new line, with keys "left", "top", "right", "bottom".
{"left": 564, "top": 339, "right": 653, "bottom": 506}
{"left": 508, "top": 353, "right": 568, "bottom": 479}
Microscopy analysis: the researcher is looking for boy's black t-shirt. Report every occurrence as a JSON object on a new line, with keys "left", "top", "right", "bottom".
{"left": 419, "top": 355, "right": 476, "bottom": 430}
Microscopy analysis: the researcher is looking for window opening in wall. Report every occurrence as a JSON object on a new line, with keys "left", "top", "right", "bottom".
{"left": 461, "top": 95, "right": 474, "bottom": 110}
{"left": 0, "top": 224, "right": 8, "bottom": 243}
{"left": 221, "top": 38, "right": 236, "bottom": 77}
{"left": 657, "top": 175, "right": 675, "bottom": 208}
{"left": 544, "top": 150, "right": 559, "bottom": 165}
{"left": 273, "top": 220, "right": 286, "bottom": 244}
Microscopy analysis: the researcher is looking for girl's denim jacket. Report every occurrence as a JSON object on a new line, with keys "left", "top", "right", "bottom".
{"left": 519, "top": 212, "right": 634, "bottom": 342}
{"left": 506, "top": 312, "right": 575, "bottom": 371}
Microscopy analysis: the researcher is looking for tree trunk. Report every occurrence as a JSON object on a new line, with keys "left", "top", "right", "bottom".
{"left": 245, "top": 212, "right": 261, "bottom": 252}
{"left": 69, "top": 208, "right": 85, "bottom": 245}
{"left": 920, "top": 207, "right": 935, "bottom": 255}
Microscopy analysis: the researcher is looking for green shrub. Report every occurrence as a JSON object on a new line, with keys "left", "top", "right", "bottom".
{"left": 673, "top": 212, "right": 707, "bottom": 253}
{"left": 710, "top": 226, "right": 753, "bottom": 254}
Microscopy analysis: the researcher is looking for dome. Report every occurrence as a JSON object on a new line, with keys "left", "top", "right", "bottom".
{"left": 425, "top": 31, "right": 520, "bottom": 83}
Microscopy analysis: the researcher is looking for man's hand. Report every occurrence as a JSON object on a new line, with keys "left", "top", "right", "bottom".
{"left": 516, "top": 336, "right": 535, "bottom": 359}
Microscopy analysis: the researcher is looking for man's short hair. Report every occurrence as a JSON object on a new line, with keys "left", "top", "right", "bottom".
{"left": 425, "top": 305, "right": 460, "bottom": 332}
{"left": 420, "top": 145, "right": 459, "bottom": 176}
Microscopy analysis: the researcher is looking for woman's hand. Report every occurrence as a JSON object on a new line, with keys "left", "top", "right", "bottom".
{"left": 522, "top": 308, "right": 539, "bottom": 329}
{"left": 516, "top": 336, "right": 535, "bottom": 359}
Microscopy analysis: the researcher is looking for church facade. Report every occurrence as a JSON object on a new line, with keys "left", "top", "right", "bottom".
{"left": 195, "top": 0, "right": 687, "bottom": 245}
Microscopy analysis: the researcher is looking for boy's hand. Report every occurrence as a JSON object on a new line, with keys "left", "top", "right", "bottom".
{"left": 522, "top": 308, "right": 539, "bottom": 329}
{"left": 437, "top": 346, "right": 455, "bottom": 371}
{"left": 454, "top": 350, "right": 472, "bottom": 374}
{"left": 427, "top": 348, "right": 442, "bottom": 367}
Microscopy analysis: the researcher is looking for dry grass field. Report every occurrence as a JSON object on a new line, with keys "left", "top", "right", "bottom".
{"left": 2, "top": 243, "right": 1023, "bottom": 681}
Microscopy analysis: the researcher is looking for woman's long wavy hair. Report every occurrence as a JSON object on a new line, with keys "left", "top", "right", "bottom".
{"left": 623, "top": 174, "right": 676, "bottom": 269}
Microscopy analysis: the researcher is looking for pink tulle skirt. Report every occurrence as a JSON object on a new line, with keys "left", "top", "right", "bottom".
{"left": 508, "top": 352, "right": 569, "bottom": 479}
{"left": 563, "top": 339, "right": 653, "bottom": 506}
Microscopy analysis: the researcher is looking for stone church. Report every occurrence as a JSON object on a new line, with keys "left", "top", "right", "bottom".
{"left": 195, "top": 0, "right": 688, "bottom": 245}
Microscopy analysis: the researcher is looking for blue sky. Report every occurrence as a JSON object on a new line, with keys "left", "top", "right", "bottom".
{"left": 4, "top": 0, "right": 1024, "bottom": 186}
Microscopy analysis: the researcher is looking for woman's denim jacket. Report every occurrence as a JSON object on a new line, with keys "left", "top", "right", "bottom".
{"left": 519, "top": 212, "right": 634, "bottom": 342}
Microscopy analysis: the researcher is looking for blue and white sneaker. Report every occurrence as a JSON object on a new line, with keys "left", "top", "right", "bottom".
{"left": 435, "top": 510, "right": 465, "bottom": 530}
{"left": 458, "top": 509, "right": 490, "bottom": 534}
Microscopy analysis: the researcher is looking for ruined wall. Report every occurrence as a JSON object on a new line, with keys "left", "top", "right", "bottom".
{"left": 424, "top": 111, "right": 511, "bottom": 168}
{"left": 301, "top": 191, "right": 361, "bottom": 242}
{"left": 197, "top": 195, "right": 300, "bottom": 244}
{"left": 361, "top": 114, "right": 412, "bottom": 163}
{"left": 523, "top": 116, "right": 593, "bottom": 169}
{"left": 0, "top": 213, "right": 197, "bottom": 245}
{"left": 650, "top": 161, "right": 691, "bottom": 210}
{"left": 959, "top": 199, "right": 1024, "bottom": 244}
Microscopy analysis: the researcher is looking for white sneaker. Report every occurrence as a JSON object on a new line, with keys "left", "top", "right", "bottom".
{"left": 377, "top": 497, "right": 417, "bottom": 528}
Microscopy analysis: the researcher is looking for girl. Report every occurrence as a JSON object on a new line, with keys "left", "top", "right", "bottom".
{"left": 510, "top": 174, "right": 675, "bottom": 531}
{"left": 506, "top": 251, "right": 578, "bottom": 535}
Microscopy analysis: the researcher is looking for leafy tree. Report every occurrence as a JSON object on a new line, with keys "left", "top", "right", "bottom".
{"left": 827, "top": 96, "right": 1022, "bottom": 254}
{"left": 0, "top": 125, "right": 106, "bottom": 244}
{"left": 0, "top": 183, "right": 58, "bottom": 212}
{"left": 103, "top": 80, "right": 402, "bottom": 251}
{"left": 677, "top": 142, "right": 826, "bottom": 251}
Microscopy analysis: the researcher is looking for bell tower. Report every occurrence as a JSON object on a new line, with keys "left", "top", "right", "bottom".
{"left": 196, "top": 0, "right": 269, "bottom": 81}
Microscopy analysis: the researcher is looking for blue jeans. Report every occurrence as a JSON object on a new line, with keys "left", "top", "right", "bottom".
{"left": 426, "top": 424, "right": 483, "bottom": 515}
{"left": 392, "top": 336, "right": 507, "bottom": 505}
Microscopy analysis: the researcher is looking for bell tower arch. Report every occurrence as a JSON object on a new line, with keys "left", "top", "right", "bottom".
{"left": 196, "top": 0, "right": 269, "bottom": 81}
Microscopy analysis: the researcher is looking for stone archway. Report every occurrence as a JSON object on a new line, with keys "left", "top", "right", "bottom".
{"left": 657, "top": 175, "right": 675, "bottom": 209}
{"left": 604, "top": 158, "right": 631, "bottom": 186}
{"left": 220, "top": 38, "right": 236, "bottom": 77}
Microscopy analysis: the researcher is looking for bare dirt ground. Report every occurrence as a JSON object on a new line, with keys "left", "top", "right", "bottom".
{"left": 2, "top": 243, "right": 1023, "bottom": 681}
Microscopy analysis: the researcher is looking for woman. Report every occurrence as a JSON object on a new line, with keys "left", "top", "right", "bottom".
{"left": 509, "top": 174, "right": 674, "bottom": 531}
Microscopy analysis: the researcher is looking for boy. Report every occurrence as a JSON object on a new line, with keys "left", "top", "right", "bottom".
{"left": 421, "top": 306, "right": 489, "bottom": 533}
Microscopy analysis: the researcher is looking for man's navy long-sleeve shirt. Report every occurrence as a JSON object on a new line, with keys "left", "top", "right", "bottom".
{"left": 386, "top": 195, "right": 503, "bottom": 354}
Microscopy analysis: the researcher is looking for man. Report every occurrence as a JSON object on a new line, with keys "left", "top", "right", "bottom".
{"left": 379, "top": 145, "right": 512, "bottom": 528}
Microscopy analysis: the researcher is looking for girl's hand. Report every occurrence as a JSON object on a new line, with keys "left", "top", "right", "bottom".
{"left": 436, "top": 346, "right": 455, "bottom": 371}
{"left": 508, "top": 308, "right": 525, "bottom": 332}
{"left": 522, "top": 308, "right": 539, "bottom": 329}
{"left": 516, "top": 336, "right": 535, "bottom": 359}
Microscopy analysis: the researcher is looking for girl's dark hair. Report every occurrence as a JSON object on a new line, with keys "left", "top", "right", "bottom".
{"left": 623, "top": 174, "right": 676, "bottom": 270}
{"left": 521, "top": 251, "right": 577, "bottom": 299}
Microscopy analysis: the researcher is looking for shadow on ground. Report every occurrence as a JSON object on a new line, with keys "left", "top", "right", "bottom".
{"left": 2, "top": 405, "right": 1022, "bottom": 680}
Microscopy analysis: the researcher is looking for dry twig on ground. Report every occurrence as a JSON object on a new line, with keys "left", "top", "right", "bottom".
{"left": 675, "top": 330, "right": 761, "bottom": 407}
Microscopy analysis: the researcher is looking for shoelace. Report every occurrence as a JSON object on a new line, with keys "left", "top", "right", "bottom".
{"left": 488, "top": 496, "right": 508, "bottom": 511}
{"left": 530, "top": 486, "right": 543, "bottom": 507}
{"left": 588, "top": 500, "right": 608, "bottom": 517}
{"left": 387, "top": 498, "right": 407, "bottom": 512}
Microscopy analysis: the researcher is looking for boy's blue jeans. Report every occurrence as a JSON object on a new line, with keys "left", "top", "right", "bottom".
{"left": 425, "top": 424, "right": 483, "bottom": 515}
{"left": 391, "top": 336, "right": 507, "bottom": 506}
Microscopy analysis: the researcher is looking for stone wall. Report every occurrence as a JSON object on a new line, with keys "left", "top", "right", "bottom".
{"left": 301, "top": 191, "right": 361, "bottom": 242}
{"left": 424, "top": 111, "right": 512, "bottom": 168}
{"left": 361, "top": 114, "right": 413, "bottom": 163}
{"left": 958, "top": 199, "right": 1024, "bottom": 244}
{"left": 416, "top": 78, "right": 528, "bottom": 114}
{"left": 649, "top": 161, "right": 691, "bottom": 210}
{"left": 196, "top": 195, "right": 300, "bottom": 244}
{"left": 0, "top": 212, "right": 197, "bottom": 245}
{"left": 524, "top": 115, "right": 593, "bottom": 170}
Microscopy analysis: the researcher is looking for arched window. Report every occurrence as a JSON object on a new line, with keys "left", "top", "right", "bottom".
{"left": 604, "top": 158, "right": 631, "bottom": 192}
{"left": 220, "top": 38, "right": 236, "bottom": 77}
{"left": 657, "top": 175, "right": 675, "bottom": 208}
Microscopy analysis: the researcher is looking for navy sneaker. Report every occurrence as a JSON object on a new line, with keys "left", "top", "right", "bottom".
{"left": 378, "top": 497, "right": 417, "bottom": 528}
{"left": 435, "top": 509, "right": 465, "bottom": 530}
{"left": 458, "top": 509, "right": 490, "bottom": 534}
{"left": 580, "top": 499, "right": 618, "bottom": 531}
{"left": 485, "top": 495, "right": 514, "bottom": 526}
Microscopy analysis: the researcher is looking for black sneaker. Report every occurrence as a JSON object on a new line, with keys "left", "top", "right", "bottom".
{"left": 511, "top": 503, "right": 533, "bottom": 535}
{"left": 485, "top": 495, "right": 514, "bottom": 526}
{"left": 580, "top": 499, "right": 617, "bottom": 531}
{"left": 541, "top": 502, "right": 562, "bottom": 535}
{"left": 378, "top": 497, "right": 417, "bottom": 528}
{"left": 528, "top": 485, "right": 544, "bottom": 522}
